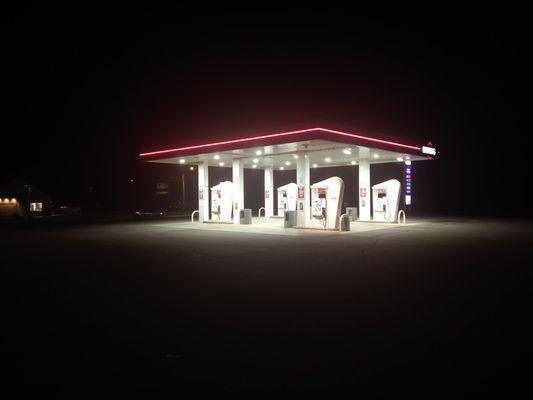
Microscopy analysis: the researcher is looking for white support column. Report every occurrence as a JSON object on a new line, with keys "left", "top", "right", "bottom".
{"left": 358, "top": 159, "right": 371, "bottom": 221}
{"left": 232, "top": 159, "right": 244, "bottom": 224}
{"left": 198, "top": 161, "right": 209, "bottom": 222}
{"left": 296, "top": 153, "right": 310, "bottom": 228}
{"left": 264, "top": 167, "right": 274, "bottom": 218}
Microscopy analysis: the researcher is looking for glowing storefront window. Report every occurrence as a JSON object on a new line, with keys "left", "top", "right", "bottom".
{"left": 30, "top": 202, "right": 43, "bottom": 212}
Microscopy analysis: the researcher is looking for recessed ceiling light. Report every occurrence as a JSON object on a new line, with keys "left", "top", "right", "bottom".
{"left": 214, "top": 154, "right": 220, "bottom": 160}
{"left": 396, "top": 157, "right": 404, "bottom": 162}
{"left": 252, "top": 164, "right": 257, "bottom": 168}
{"left": 255, "top": 150, "right": 262, "bottom": 155}
{"left": 253, "top": 158, "right": 259, "bottom": 163}
{"left": 279, "top": 166, "right": 284, "bottom": 170}
{"left": 351, "top": 160, "right": 357, "bottom": 165}
{"left": 179, "top": 159, "right": 185, "bottom": 164}
{"left": 293, "top": 154, "right": 299, "bottom": 159}
{"left": 373, "top": 153, "right": 379, "bottom": 158}
{"left": 325, "top": 157, "right": 331, "bottom": 162}
{"left": 285, "top": 161, "right": 291, "bottom": 166}
{"left": 312, "top": 163, "right": 318, "bottom": 168}
{"left": 343, "top": 149, "right": 352, "bottom": 155}
{"left": 219, "top": 162, "right": 225, "bottom": 166}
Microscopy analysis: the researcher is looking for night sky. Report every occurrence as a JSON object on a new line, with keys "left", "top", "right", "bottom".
{"left": 3, "top": 6, "right": 530, "bottom": 216}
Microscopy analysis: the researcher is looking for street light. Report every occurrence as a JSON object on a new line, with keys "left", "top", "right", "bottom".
{"left": 25, "top": 184, "right": 31, "bottom": 211}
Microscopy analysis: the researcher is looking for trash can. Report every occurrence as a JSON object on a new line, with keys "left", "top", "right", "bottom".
{"left": 346, "top": 207, "right": 358, "bottom": 221}
{"left": 340, "top": 214, "right": 350, "bottom": 231}
{"left": 239, "top": 209, "right": 252, "bottom": 224}
{"left": 284, "top": 210, "right": 296, "bottom": 228}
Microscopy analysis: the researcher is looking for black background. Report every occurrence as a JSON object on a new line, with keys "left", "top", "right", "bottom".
{"left": 2, "top": 6, "right": 530, "bottom": 215}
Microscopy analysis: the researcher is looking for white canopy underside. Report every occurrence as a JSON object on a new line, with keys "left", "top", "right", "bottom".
{"left": 148, "top": 139, "right": 426, "bottom": 170}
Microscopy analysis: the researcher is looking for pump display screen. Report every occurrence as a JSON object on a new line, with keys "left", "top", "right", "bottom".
{"left": 375, "top": 189, "right": 387, "bottom": 211}
{"left": 212, "top": 190, "right": 221, "bottom": 215}
{"left": 279, "top": 192, "right": 287, "bottom": 209}
{"left": 312, "top": 192, "right": 327, "bottom": 218}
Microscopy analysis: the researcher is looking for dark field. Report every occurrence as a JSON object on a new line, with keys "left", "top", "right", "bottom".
{"left": 2, "top": 218, "right": 532, "bottom": 395}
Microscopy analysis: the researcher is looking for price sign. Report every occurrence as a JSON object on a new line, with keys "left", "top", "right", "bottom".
{"left": 405, "top": 162, "right": 412, "bottom": 205}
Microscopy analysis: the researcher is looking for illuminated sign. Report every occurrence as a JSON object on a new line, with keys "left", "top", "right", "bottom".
{"left": 405, "top": 162, "right": 412, "bottom": 205}
{"left": 421, "top": 146, "right": 436, "bottom": 156}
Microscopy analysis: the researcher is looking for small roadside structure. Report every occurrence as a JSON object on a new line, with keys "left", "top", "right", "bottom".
{"left": 0, "top": 179, "right": 52, "bottom": 218}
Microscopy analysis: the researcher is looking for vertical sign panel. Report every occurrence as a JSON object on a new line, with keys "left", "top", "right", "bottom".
{"left": 404, "top": 161, "right": 412, "bottom": 205}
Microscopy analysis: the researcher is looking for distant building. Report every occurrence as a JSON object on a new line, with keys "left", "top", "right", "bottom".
{"left": 0, "top": 179, "right": 52, "bottom": 218}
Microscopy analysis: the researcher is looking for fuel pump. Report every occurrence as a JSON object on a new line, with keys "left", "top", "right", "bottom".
{"left": 372, "top": 179, "right": 401, "bottom": 222}
{"left": 210, "top": 181, "right": 234, "bottom": 221}
{"left": 375, "top": 189, "right": 391, "bottom": 220}
{"left": 312, "top": 189, "right": 327, "bottom": 228}
{"left": 310, "top": 177, "right": 345, "bottom": 230}
{"left": 277, "top": 183, "right": 297, "bottom": 217}
{"left": 279, "top": 193, "right": 288, "bottom": 212}
{"left": 212, "top": 190, "right": 222, "bottom": 220}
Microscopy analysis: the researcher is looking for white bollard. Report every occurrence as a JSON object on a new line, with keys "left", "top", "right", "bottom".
{"left": 339, "top": 213, "right": 349, "bottom": 232}
{"left": 191, "top": 210, "right": 199, "bottom": 222}
{"left": 397, "top": 210, "right": 406, "bottom": 225}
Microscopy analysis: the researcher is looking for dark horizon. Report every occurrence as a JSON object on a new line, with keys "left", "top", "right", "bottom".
{"left": 2, "top": 6, "right": 530, "bottom": 216}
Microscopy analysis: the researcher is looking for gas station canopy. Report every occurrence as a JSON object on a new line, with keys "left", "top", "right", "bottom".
{"left": 139, "top": 126, "right": 436, "bottom": 227}
{"left": 139, "top": 126, "right": 435, "bottom": 168}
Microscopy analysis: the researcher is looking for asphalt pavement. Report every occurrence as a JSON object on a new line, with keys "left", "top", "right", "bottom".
{"left": 2, "top": 217, "right": 532, "bottom": 395}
